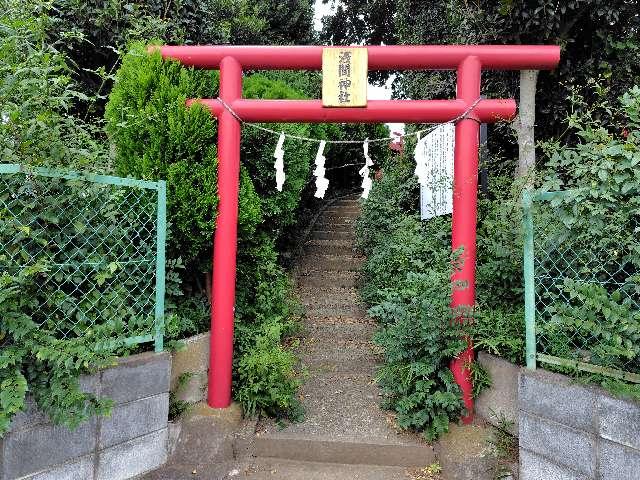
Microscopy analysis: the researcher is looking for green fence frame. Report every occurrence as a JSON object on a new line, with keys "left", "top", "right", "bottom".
{"left": 522, "top": 188, "right": 640, "bottom": 383}
{"left": 0, "top": 164, "right": 167, "bottom": 352}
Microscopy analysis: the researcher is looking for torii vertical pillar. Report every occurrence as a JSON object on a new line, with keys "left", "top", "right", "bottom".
{"left": 210, "top": 57, "right": 242, "bottom": 407}
{"left": 450, "top": 56, "right": 482, "bottom": 416}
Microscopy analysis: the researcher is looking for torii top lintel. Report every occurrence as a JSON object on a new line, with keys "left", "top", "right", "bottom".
{"left": 157, "top": 45, "right": 559, "bottom": 124}
{"left": 158, "top": 45, "right": 560, "bottom": 71}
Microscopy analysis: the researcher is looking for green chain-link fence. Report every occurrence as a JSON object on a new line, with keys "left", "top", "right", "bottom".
{"left": 0, "top": 164, "right": 166, "bottom": 352}
{"left": 523, "top": 189, "right": 640, "bottom": 383}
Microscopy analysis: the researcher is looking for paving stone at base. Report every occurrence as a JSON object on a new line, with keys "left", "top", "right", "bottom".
{"left": 97, "top": 428, "right": 168, "bottom": 480}
{"left": 519, "top": 412, "right": 596, "bottom": 478}
{"left": 599, "top": 439, "right": 640, "bottom": 480}
{"left": 598, "top": 394, "right": 640, "bottom": 450}
{"left": 169, "top": 418, "right": 236, "bottom": 467}
{"left": 519, "top": 449, "right": 591, "bottom": 480}
{"left": 434, "top": 423, "right": 497, "bottom": 480}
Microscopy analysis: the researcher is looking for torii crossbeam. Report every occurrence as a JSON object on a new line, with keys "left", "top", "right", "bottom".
{"left": 157, "top": 44, "right": 560, "bottom": 420}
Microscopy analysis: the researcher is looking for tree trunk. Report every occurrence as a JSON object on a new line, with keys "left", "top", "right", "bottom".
{"left": 514, "top": 70, "right": 539, "bottom": 179}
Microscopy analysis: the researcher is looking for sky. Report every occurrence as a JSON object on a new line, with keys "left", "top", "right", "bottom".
{"left": 313, "top": 0, "right": 405, "bottom": 137}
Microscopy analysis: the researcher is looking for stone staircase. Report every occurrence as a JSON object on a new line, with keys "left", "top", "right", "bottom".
{"left": 146, "top": 195, "right": 501, "bottom": 480}
{"left": 242, "top": 196, "right": 436, "bottom": 479}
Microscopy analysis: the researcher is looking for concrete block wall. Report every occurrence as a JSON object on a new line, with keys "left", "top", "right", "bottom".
{"left": 518, "top": 368, "right": 640, "bottom": 480}
{"left": 476, "top": 352, "right": 521, "bottom": 436}
{"left": 171, "top": 332, "right": 210, "bottom": 404}
{"left": 0, "top": 351, "right": 171, "bottom": 480}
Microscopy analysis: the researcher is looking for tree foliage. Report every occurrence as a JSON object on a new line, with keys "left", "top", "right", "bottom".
{"left": 47, "top": 0, "right": 315, "bottom": 115}
{"left": 105, "top": 44, "right": 350, "bottom": 419}
{"left": 0, "top": 0, "right": 124, "bottom": 435}
{"left": 321, "top": 0, "right": 640, "bottom": 161}
{"left": 356, "top": 158, "right": 471, "bottom": 440}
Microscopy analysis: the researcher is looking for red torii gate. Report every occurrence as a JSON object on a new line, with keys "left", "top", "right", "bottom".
{"left": 157, "top": 45, "right": 560, "bottom": 419}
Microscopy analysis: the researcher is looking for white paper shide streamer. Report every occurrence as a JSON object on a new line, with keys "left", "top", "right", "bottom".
{"left": 359, "top": 138, "right": 374, "bottom": 199}
{"left": 416, "top": 123, "right": 455, "bottom": 220}
{"left": 313, "top": 140, "right": 329, "bottom": 198}
{"left": 273, "top": 132, "right": 286, "bottom": 191}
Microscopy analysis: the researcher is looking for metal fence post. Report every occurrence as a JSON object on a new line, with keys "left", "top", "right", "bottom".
{"left": 154, "top": 180, "right": 167, "bottom": 353}
{"left": 522, "top": 189, "right": 536, "bottom": 370}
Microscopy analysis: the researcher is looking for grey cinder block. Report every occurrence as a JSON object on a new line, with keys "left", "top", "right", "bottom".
{"left": 97, "top": 428, "right": 168, "bottom": 480}
{"left": 78, "top": 373, "right": 100, "bottom": 396}
{"left": 9, "top": 376, "right": 100, "bottom": 435}
{"left": 6, "top": 398, "right": 49, "bottom": 433}
{"left": 519, "top": 412, "right": 596, "bottom": 477}
{"left": 99, "top": 393, "right": 169, "bottom": 448}
{"left": 22, "top": 454, "right": 94, "bottom": 480}
{"left": 519, "top": 449, "right": 592, "bottom": 480}
{"left": 2, "top": 417, "right": 97, "bottom": 479}
{"left": 598, "top": 394, "right": 640, "bottom": 450}
{"left": 519, "top": 370, "right": 597, "bottom": 432}
{"left": 101, "top": 352, "right": 170, "bottom": 404}
{"left": 599, "top": 439, "right": 640, "bottom": 480}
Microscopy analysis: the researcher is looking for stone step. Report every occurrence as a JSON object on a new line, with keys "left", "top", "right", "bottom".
{"left": 299, "top": 339, "right": 381, "bottom": 374}
{"left": 304, "top": 305, "right": 367, "bottom": 319}
{"left": 317, "top": 216, "right": 358, "bottom": 227}
{"left": 310, "top": 230, "right": 356, "bottom": 241}
{"left": 305, "top": 238, "right": 354, "bottom": 247}
{"left": 333, "top": 198, "right": 361, "bottom": 206}
{"left": 303, "top": 316, "right": 377, "bottom": 340}
{"left": 314, "top": 221, "right": 355, "bottom": 232}
{"left": 325, "top": 206, "right": 361, "bottom": 214}
{"left": 322, "top": 212, "right": 360, "bottom": 222}
{"left": 239, "top": 458, "right": 410, "bottom": 479}
{"left": 304, "top": 239, "right": 357, "bottom": 256}
{"left": 299, "top": 254, "right": 364, "bottom": 272}
{"left": 260, "top": 374, "right": 385, "bottom": 440}
{"left": 297, "top": 271, "right": 359, "bottom": 288}
{"left": 254, "top": 436, "right": 435, "bottom": 469}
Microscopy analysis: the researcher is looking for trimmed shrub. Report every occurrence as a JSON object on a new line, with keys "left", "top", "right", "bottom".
{"left": 105, "top": 44, "right": 326, "bottom": 417}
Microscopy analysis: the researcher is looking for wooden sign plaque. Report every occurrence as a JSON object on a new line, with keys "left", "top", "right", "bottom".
{"left": 322, "top": 48, "right": 368, "bottom": 107}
